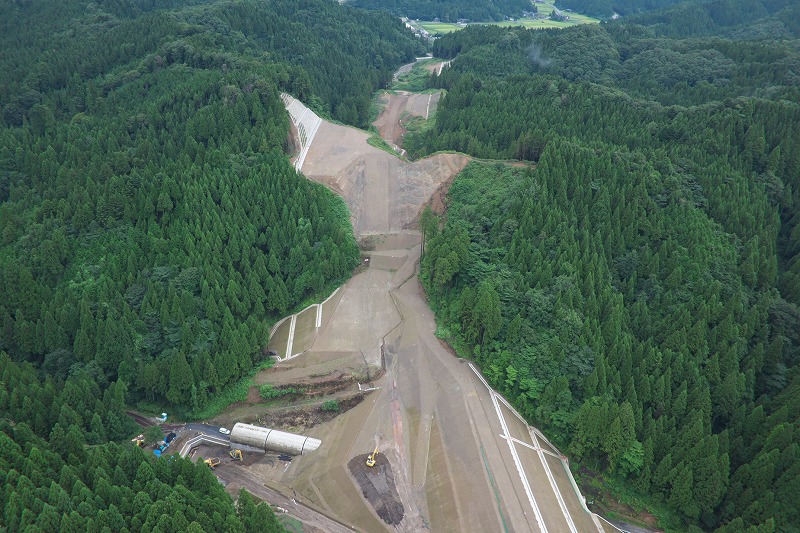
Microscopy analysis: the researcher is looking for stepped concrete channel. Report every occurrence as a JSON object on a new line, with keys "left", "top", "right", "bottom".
{"left": 275, "top": 90, "right": 618, "bottom": 532}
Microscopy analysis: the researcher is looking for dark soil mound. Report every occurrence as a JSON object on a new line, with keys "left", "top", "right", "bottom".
{"left": 348, "top": 452, "right": 404, "bottom": 525}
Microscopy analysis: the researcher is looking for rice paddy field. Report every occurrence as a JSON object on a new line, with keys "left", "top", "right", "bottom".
{"left": 414, "top": 3, "right": 598, "bottom": 35}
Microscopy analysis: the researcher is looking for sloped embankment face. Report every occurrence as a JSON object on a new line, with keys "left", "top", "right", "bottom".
{"left": 372, "top": 91, "right": 441, "bottom": 146}
{"left": 348, "top": 453, "right": 405, "bottom": 525}
{"left": 298, "top": 119, "right": 469, "bottom": 236}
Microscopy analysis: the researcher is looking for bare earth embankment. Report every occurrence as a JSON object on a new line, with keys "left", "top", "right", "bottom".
{"left": 373, "top": 90, "right": 440, "bottom": 148}
{"left": 203, "top": 88, "right": 608, "bottom": 532}
{"left": 299, "top": 120, "right": 467, "bottom": 235}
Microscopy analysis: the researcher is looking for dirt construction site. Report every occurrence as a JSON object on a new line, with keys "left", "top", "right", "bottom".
{"left": 199, "top": 63, "right": 615, "bottom": 532}
{"left": 372, "top": 90, "right": 440, "bottom": 153}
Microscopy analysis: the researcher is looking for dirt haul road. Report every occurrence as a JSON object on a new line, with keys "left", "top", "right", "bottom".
{"left": 372, "top": 90, "right": 440, "bottom": 147}
{"left": 215, "top": 464, "right": 354, "bottom": 533}
{"left": 273, "top": 96, "right": 606, "bottom": 532}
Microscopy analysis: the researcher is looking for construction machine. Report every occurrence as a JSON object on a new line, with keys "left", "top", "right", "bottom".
{"left": 366, "top": 445, "right": 378, "bottom": 467}
{"left": 229, "top": 449, "right": 244, "bottom": 461}
{"left": 131, "top": 434, "right": 144, "bottom": 447}
{"left": 204, "top": 458, "right": 220, "bottom": 468}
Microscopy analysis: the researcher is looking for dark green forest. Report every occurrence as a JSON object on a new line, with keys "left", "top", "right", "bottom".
{"left": 428, "top": 23, "right": 800, "bottom": 105}
{"left": 621, "top": 0, "right": 800, "bottom": 38}
{"left": 555, "top": 0, "right": 697, "bottom": 18}
{"left": 2, "top": 0, "right": 799, "bottom": 530}
{"left": 556, "top": 0, "right": 799, "bottom": 22}
{"left": 0, "top": 0, "right": 425, "bottom": 418}
{"left": 1, "top": 0, "right": 424, "bottom": 130}
{"left": 349, "top": 0, "right": 532, "bottom": 23}
{"left": 0, "top": 353, "right": 284, "bottom": 531}
{"left": 412, "top": 10, "right": 800, "bottom": 533}
{"left": 0, "top": 0, "right": 421, "bottom": 530}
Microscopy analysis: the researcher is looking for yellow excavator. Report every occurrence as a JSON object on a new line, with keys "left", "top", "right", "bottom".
{"left": 204, "top": 458, "right": 220, "bottom": 468}
{"left": 366, "top": 445, "right": 379, "bottom": 467}
{"left": 229, "top": 449, "right": 244, "bottom": 461}
{"left": 131, "top": 434, "right": 145, "bottom": 447}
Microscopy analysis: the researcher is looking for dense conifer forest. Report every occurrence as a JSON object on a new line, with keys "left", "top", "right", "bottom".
{"left": 0, "top": 0, "right": 421, "bottom": 529}
{"left": 620, "top": 0, "right": 800, "bottom": 38}
{"left": 2, "top": 0, "right": 798, "bottom": 530}
{"left": 0, "top": 0, "right": 423, "bottom": 417}
{"left": 556, "top": 0, "right": 799, "bottom": 22}
{"left": 412, "top": 10, "right": 800, "bottom": 532}
{"left": 348, "top": 0, "right": 532, "bottom": 22}
{"left": 1, "top": 353, "right": 284, "bottom": 531}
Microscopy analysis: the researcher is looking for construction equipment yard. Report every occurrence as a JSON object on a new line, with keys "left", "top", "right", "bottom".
{"left": 184, "top": 63, "right": 614, "bottom": 532}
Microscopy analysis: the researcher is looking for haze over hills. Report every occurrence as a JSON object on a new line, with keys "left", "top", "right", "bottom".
{"left": 1, "top": 0, "right": 798, "bottom": 531}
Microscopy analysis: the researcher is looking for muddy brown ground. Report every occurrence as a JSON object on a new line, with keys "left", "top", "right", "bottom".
{"left": 299, "top": 121, "right": 468, "bottom": 235}
{"left": 348, "top": 453, "right": 405, "bottom": 525}
{"left": 213, "top": 371, "right": 369, "bottom": 431}
{"left": 289, "top": 97, "right": 604, "bottom": 531}
{"left": 373, "top": 90, "right": 440, "bottom": 147}
{"left": 214, "top": 461, "right": 353, "bottom": 533}
{"left": 212, "top": 83, "right": 607, "bottom": 533}
{"left": 252, "top": 394, "right": 365, "bottom": 432}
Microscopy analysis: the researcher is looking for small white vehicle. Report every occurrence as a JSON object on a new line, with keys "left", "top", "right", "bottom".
{"left": 219, "top": 427, "right": 231, "bottom": 435}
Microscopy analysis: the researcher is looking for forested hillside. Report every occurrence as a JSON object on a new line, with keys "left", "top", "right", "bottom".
{"left": 0, "top": 0, "right": 422, "bottom": 528}
{"left": 621, "top": 0, "right": 800, "bottom": 38}
{"left": 0, "top": 353, "right": 284, "bottom": 531}
{"left": 427, "top": 23, "right": 800, "bottom": 105}
{"left": 0, "top": 0, "right": 424, "bottom": 416}
{"left": 556, "top": 0, "right": 800, "bottom": 23}
{"left": 555, "top": 0, "right": 691, "bottom": 18}
{"left": 348, "top": 0, "right": 532, "bottom": 22}
{"left": 412, "top": 11, "right": 800, "bottom": 533}
{"left": 1, "top": 0, "right": 424, "bottom": 129}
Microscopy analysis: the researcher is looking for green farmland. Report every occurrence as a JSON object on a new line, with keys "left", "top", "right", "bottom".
{"left": 415, "top": 3, "right": 598, "bottom": 35}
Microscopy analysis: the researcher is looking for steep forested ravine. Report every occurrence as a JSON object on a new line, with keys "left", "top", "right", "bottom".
{"left": 0, "top": 0, "right": 422, "bottom": 530}
{"left": 412, "top": 13, "right": 800, "bottom": 533}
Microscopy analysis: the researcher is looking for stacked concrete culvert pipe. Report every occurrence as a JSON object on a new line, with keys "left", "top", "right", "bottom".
{"left": 230, "top": 422, "right": 321, "bottom": 455}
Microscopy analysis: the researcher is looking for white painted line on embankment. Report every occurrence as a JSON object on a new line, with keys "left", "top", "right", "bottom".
{"left": 490, "top": 389, "right": 548, "bottom": 533}
{"left": 499, "top": 434, "right": 562, "bottom": 459}
{"left": 483, "top": 369, "right": 602, "bottom": 532}
{"left": 597, "top": 515, "right": 626, "bottom": 532}
{"left": 286, "top": 314, "right": 297, "bottom": 359}
{"left": 295, "top": 115, "right": 321, "bottom": 172}
{"left": 531, "top": 429, "right": 579, "bottom": 533}
{"left": 269, "top": 315, "right": 290, "bottom": 341}
{"left": 493, "top": 393, "right": 578, "bottom": 532}
{"left": 468, "top": 363, "right": 547, "bottom": 533}
{"left": 280, "top": 93, "right": 321, "bottom": 173}
{"left": 271, "top": 286, "right": 341, "bottom": 362}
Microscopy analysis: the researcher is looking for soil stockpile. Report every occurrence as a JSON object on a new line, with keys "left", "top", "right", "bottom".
{"left": 348, "top": 453, "right": 404, "bottom": 525}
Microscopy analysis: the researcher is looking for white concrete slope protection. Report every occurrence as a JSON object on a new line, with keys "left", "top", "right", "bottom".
{"left": 281, "top": 93, "right": 322, "bottom": 172}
